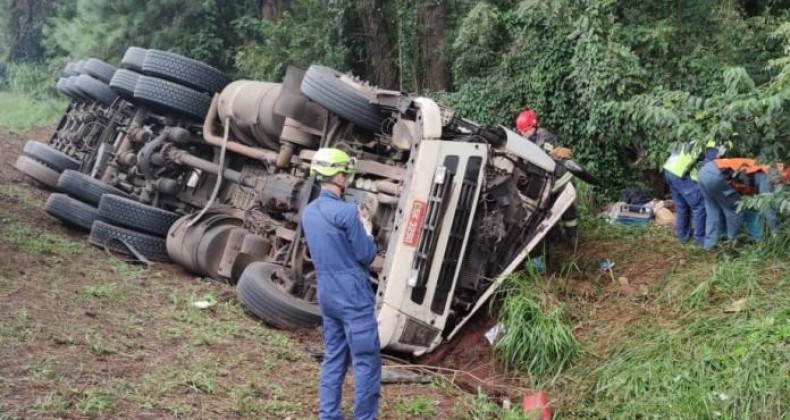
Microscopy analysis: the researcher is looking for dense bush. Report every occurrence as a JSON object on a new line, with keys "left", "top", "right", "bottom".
{"left": 0, "top": 0, "right": 786, "bottom": 204}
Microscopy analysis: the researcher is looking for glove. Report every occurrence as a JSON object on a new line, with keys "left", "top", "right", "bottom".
{"left": 360, "top": 216, "right": 373, "bottom": 237}
{"left": 550, "top": 146, "right": 573, "bottom": 160}
{"left": 358, "top": 205, "right": 374, "bottom": 237}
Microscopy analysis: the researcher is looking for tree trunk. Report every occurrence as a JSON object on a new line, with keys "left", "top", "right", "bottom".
{"left": 356, "top": 0, "right": 398, "bottom": 90}
{"left": 260, "top": 0, "right": 291, "bottom": 22}
{"left": 418, "top": 0, "right": 449, "bottom": 92}
{"left": 8, "top": 0, "right": 49, "bottom": 63}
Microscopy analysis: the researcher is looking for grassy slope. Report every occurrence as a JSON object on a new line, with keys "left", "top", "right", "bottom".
{"left": 547, "top": 220, "right": 790, "bottom": 419}
{"left": 2, "top": 92, "right": 786, "bottom": 419}
{"left": 0, "top": 92, "right": 66, "bottom": 134}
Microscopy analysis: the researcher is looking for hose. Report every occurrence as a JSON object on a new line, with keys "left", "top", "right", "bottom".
{"left": 187, "top": 117, "right": 230, "bottom": 227}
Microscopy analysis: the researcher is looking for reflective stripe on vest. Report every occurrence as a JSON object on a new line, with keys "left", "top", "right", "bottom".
{"left": 663, "top": 142, "right": 699, "bottom": 178}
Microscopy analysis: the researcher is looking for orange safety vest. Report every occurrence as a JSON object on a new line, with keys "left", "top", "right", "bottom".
{"left": 713, "top": 158, "right": 770, "bottom": 175}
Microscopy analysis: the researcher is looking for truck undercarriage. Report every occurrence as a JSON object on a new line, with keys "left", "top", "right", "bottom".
{"left": 16, "top": 48, "right": 592, "bottom": 356}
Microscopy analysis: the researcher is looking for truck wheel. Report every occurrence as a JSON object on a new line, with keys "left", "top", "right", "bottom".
{"left": 300, "top": 65, "right": 389, "bottom": 133}
{"left": 56, "top": 77, "right": 71, "bottom": 98}
{"left": 89, "top": 220, "right": 170, "bottom": 262}
{"left": 109, "top": 69, "right": 140, "bottom": 100}
{"left": 73, "top": 74, "right": 118, "bottom": 107}
{"left": 45, "top": 193, "right": 101, "bottom": 231}
{"left": 141, "top": 49, "right": 231, "bottom": 94}
{"left": 63, "top": 62, "right": 79, "bottom": 76}
{"left": 83, "top": 58, "right": 117, "bottom": 84}
{"left": 98, "top": 195, "right": 179, "bottom": 236}
{"left": 57, "top": 170, "right": 128, "bottom": 206}
{"left": 63, "top": 76, "right": 89, "bottom": 101}
{"left": 23, "top": 141, "right": 80, "bottom": 173}
{"left": 14, "top": 155, "right": 59, "bottom": 188}
{"left": 237, "top": 262, "right": 322, "bottom": 330}
{"left": 121, "top": 47, "right": 147, "bottom": 72}
{"left": 132, "top": 75, "right": 211, "bottom": 121}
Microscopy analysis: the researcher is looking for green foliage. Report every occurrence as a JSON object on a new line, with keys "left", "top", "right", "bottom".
{"left": 453, "top": 391, "right": 529, "bottom": 419}
{"left": 495, "top": 273, "right": 580, "bottom": 381}
{"left": 395, "top": 396, "right": 435, "bottom": 417}
{"left": 0, "top": 0, "right": 58, "bottom": 63}
{"left": 44, "top": 0, "right": 255, "bottom": 69}
{"left": 445, "top": 0, "right": 790, "bottom": 199}
{"left": 233, "top": 0, "right": 354, "bottom": 81}
{"left": 450, "top": 3, "right": 507, "bottom": 81}
{"left": 0, "top": 91, "right": 66, "bottom": 132}
{"left": 558, "top": 220, "right": 790, "bottom": 418}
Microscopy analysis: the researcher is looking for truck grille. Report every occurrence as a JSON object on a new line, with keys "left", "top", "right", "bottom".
{"left": 410, "top": 160, "right": 456, "bottom": 304}
{"left": 431, "top": 156, "right": 482, "bottom": 314}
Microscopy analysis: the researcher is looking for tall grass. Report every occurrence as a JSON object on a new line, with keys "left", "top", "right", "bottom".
{"left": 0, "top": 91, "right": 66, "bottom": 133}
{"left": 495, "top": 273, "right": 580, "bottom": 382}
{"left": 559, "top": 228, "right": 790, "bottom": 419}
{"left": 4, "top": 62, "right": 61, "bottom": 97}
{"left": 0, "top": 61, "right": 68, "bottom": 132}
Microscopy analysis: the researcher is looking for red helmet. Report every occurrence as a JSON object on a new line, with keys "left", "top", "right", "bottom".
{"left": 516, "top": 109, "right": 538, "bottom": 133}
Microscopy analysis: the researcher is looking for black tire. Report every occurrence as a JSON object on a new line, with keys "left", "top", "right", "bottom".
{"left": 56, "top": 77, "right": 72, "bottom": 98}
{"left": 73, "top": 74, "right": 117, "bottom": 107}
{"left": 57, "top": 170, "right": 129, "bottom": 206}
{"left": 301, "top": 65, "right": 389, "bottom": 133}
{"left": 89, "top": 220, "right": 170, "bottom": 262}
{"left": 121, "top": 47, "right": 147, "bottom": 72}
{"left": 109, "top": 69, "right": 139, "bottom": 100}
{"left": 132, "top": 75, "right": 211, "bottom": 120}
{"left": 22, "top": 140, "right": 80, "bottom": 173}
{"left": 72, "top": 60, "right": 86, "bottom": 75}
{"left": 141, "top": 49, "right": 231, "bottom": 93}
{"left": 64, "top": 76, "right": 89, "bottom": 101}
{"left": 14, "top": 155, "right": 59, "bottom": 188}
{"left": 237, "top": 262, "right": 322, "bottom": 329}
{"left": 45, "top": 193, "right": 101, "bottom": 230}
{"left": 98, "top": 194, "right": 179, "bottom": 236}
{"left": 63, "top": 62, "right": 79, "bottom": 76}
{"left": 83, "top": 58, "right": 117, "bottom": 84}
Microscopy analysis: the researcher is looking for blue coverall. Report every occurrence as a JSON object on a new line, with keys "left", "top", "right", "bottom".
{"left": 663, "top": 146, "right": 719, "bottom": 246}
{"left": 697, "top": 161, "right": 742, "bottom": 250}
{"left": 664, "top": 172, "right": 706, "bottom": 246}
{"left": 743, "top": 172, "right": 778, "bottom": 240}
{"left": 301, "top": 190, "right": 380, "bottom": 420}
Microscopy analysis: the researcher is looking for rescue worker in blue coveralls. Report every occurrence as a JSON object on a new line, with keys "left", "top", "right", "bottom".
{"left": 301, "top": 148, "right": 381, "bottom": 420}
{"left": 661, "top": 141, "right": 723, "bottom": 246}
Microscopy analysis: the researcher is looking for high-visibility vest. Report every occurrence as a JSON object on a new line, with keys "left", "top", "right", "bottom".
{"left": 663, "top": 142, "right": 699, "bottom": 178}
{"left": 713, "top": 158, "right": 770, "bottom": 175}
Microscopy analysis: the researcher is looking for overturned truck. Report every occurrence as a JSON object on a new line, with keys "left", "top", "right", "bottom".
{"left": 16, "top": 48, "right": 593, "bottom": 356}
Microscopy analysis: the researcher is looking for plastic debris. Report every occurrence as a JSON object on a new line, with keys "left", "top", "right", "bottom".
{"left": 598, "top": 259, "right": 615, "bottom": 271}
{"left": 484, "top": 323, "right": 505, "bottom": 345}
{"left": 193, "top": 300, "right": 216, "bottom": 309}
{"left": 522, "top": 391, "right": 552, "bottom": 420}
{"left": 723, "top": 298, "right": 747, "bottom": 313}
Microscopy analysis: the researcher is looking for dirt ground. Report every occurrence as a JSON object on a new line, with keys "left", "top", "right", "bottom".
{"left": 0, "top": 127, "right": 529, "bottom": 419}
{"left": 0, "top": 126, "right": 689, "bottom": 419}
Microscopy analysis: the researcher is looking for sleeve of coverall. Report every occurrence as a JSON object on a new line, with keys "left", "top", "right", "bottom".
{"left": 343, "top": 206, "right": 378, "bottom": 266}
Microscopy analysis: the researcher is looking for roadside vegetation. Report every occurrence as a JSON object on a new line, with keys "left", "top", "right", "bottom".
{"left": 0, "top": 92, "right": 65, "bottom": 133}
{"left": 493, "top": 202, "right": 790, "bottom": 418}
{"left": 1, "top": 0, "right": 788, "bottom": 418}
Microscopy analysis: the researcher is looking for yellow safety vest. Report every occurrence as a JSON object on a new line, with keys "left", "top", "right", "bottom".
{"left": 663, "top": 142, "right": 700, "bottom": 179}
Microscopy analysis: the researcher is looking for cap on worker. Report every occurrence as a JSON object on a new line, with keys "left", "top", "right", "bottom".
{"left": 516, "top": 109, "right": 538, "bottom": 133}
{"left": 310, "top": 148, "right": 356, "bottom": 178}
